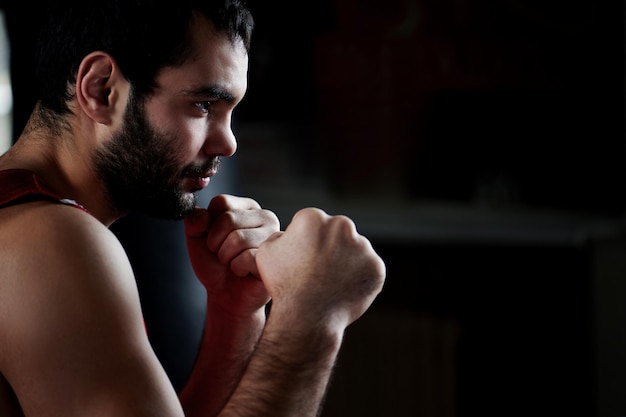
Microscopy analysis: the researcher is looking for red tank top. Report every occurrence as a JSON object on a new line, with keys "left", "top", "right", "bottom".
{"left": 0, "top": 169, "right": 89, "bottom": 212}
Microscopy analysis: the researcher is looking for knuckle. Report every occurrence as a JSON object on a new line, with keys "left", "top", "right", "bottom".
{"left": 294, "top": 207, "right": 327, "bottom": 222}
{"left": 221, "top": 210, "right": 238, "bottom": 227}
{"left": 210, "top": 193, "right": 229, "bottom": 208}
{"left": 228, "top": 228, "right": 248, "bottom": 249}
{"left": 331, "top": 214, "right": 357, "bottom": 233}
{"left": 234, "top": 249, "right": 257, "bottom": 276}
{"left": 246, "top": 197, "right": 262, "bottom": 209}
{"left": 262, "top": 209, "right": 280, "bottom": 229}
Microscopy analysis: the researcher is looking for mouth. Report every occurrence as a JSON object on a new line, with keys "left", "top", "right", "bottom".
{"left": 185, "top": 169, "right": 216, "bottom": 191}
{"left": 189, "top": 176, "right": 210, "bottom": 190}
{"left": 182, "top": 158, "right": 220, "bottom": 191}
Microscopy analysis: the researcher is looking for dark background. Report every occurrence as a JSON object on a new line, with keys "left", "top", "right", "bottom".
{"left": 2, "top": 1, "right": 625, "bottom": 416}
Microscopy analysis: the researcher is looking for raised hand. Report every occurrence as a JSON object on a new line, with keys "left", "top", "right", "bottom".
{"left": 183, "top": 194, "right": 280, "bottom": 316}
{"left": 256, "top": 207, "right": 386, "bottom": 331}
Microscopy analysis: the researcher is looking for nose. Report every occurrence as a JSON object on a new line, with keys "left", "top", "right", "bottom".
{"left": 203, "top": 119, "right": 237, "bottom": 157}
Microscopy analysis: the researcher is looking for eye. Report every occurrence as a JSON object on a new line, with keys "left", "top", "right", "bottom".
{"left": 194, "top": 101, "right": 213, "bottom": 114}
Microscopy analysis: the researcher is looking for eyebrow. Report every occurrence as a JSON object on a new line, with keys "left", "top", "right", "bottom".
{"left": 183, "top": 85, "right": 235, "bottom": 104}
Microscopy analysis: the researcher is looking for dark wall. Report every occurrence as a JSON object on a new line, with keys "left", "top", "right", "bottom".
{"left": 241, "top": 0, "right": 625, "bottom": 216}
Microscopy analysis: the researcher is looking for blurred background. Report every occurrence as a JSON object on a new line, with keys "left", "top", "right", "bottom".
{"left": 1, "top": 1, "right": 624, "bottom": 416}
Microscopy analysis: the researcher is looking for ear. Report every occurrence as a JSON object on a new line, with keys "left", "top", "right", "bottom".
{"left": 75, "top": 52, "right": 127, "bottom": 125}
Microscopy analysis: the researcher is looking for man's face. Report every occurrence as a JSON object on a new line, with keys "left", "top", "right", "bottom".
{"left": 92, "top": 94, "right": 218, "bottom": 219}
{"left": 93, "top": 16, "right": 248, "bottom": 219}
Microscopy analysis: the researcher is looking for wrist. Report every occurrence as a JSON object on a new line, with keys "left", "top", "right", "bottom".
{"left": 205, "top": 301, "right": 267, "bottom": 332}
{"left": 265, "top": 302, "right": 345, "bottom": 355}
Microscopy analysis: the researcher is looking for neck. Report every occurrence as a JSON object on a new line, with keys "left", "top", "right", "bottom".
{"left": 0, "top": 108, "right": 124, "bottom": 226}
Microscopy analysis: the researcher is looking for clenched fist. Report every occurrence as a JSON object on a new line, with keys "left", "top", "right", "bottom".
{"left": 256, "top": 207, "right": 386, "bottom": 331}
{"left": 184, "top": 194, "right": 280, "bottom": 317}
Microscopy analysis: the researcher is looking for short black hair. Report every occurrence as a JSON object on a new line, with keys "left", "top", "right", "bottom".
{"left": 35, "top": 0, "right": 254, "bottom": 116}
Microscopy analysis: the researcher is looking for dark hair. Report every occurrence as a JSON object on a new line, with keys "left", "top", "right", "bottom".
{"left": 35, "top": 0, "right": 254, "bottom": 116}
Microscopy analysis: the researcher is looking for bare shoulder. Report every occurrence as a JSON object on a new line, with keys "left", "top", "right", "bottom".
{"left": 0, "top": 200, "right": 125, "bottom": 265}
{"left": 0, "top": 202, "right": 183, "bottom": 416}
{"left": 0, "top": 201, "right": 134, "bottom": 309}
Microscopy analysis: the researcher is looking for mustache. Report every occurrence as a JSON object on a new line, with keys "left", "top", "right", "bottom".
{"left": 182, "top": 157, "right": 221, "bottom": 177}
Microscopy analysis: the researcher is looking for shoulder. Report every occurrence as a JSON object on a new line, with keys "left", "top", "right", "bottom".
{"left": 0, "top": 200, "right": 130, "bottom": 283}
{"left": 0, "top": 200, "right": 139, "bottom": 362}
{"left": 0, "top": 201, "right": 182, "bottom": 415}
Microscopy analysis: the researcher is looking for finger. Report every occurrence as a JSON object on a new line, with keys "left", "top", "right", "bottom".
{"left": 205, "top": 194, "right": 270, "bottom": 253}
{"left": 208, "top": 209, "right": 279, "bottom": 254}
{"left": 328, "top": 214, "right": 360, "bottom": 239}
{"left": 255, "top": 231, "right": 284, "bottom": 269}
{"left": 291, "top": 207, "right": 329, "bottom": 224}
{"left": 216, "top": 223, "right": 279, "bottom": 265}
{"left": 287, "top": 207, "right": 329, "bottom": 235}
{"left": 208, "top": 194, "right": 261, "bottom": 218}
{"left": 262, "top": 230, "right": 284, "bottom": 244}
{"left": 230, "top": 248, "right": 259, "bottom": 278}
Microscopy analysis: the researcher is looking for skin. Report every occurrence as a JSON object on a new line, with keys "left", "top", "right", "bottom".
{"left": 0, "top": 14, "right": 386, "bottom": 417}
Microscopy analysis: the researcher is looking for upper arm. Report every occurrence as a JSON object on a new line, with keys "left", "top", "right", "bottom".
{"left": 0, "top": 204, "right": 184, "bottom": 417}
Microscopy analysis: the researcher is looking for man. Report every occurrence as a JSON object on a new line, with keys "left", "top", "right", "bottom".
{"left": 0, "top": 1, "right": 386, "bottom": 416}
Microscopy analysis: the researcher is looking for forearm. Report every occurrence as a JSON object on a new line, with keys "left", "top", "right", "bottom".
{"left": 217, "top": 308, "right": 344, "bottom": 417}
{"left": 179, "top": 303, "right": 266, "bottom": 417}
{"left": 180, "top": 203, "right": 385, "bottom": 416}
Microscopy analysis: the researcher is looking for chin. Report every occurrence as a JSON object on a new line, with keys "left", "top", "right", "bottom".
{"left": 181, "top": 192, "right": 198, "bottom": 209}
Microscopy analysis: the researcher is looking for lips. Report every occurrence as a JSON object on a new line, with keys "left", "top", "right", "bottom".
{"left": 183, "top": 169, "right": 215, "bottom": 191}
{"left": 190, "top": 176, "right": 210, "bottom": 190}
{"left": 183, "top": 158, "right": 219, "bottom": 191}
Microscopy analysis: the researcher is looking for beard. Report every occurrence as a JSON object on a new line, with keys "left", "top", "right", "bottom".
{"left": 92, "top": 93, "right": 219, "bottom": 220}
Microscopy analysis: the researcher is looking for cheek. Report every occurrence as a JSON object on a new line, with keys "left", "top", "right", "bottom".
{"left": 144, "top": 100, "right": 179, "bottom": 132}
{"left": 144, "top": 99, "right": 208, "bottom": 155}
{"left": 184, "top": 118, "right": 210, "bottom": 151}
{"left": 167, "top": 119, "right": 212, "bottom": 164}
